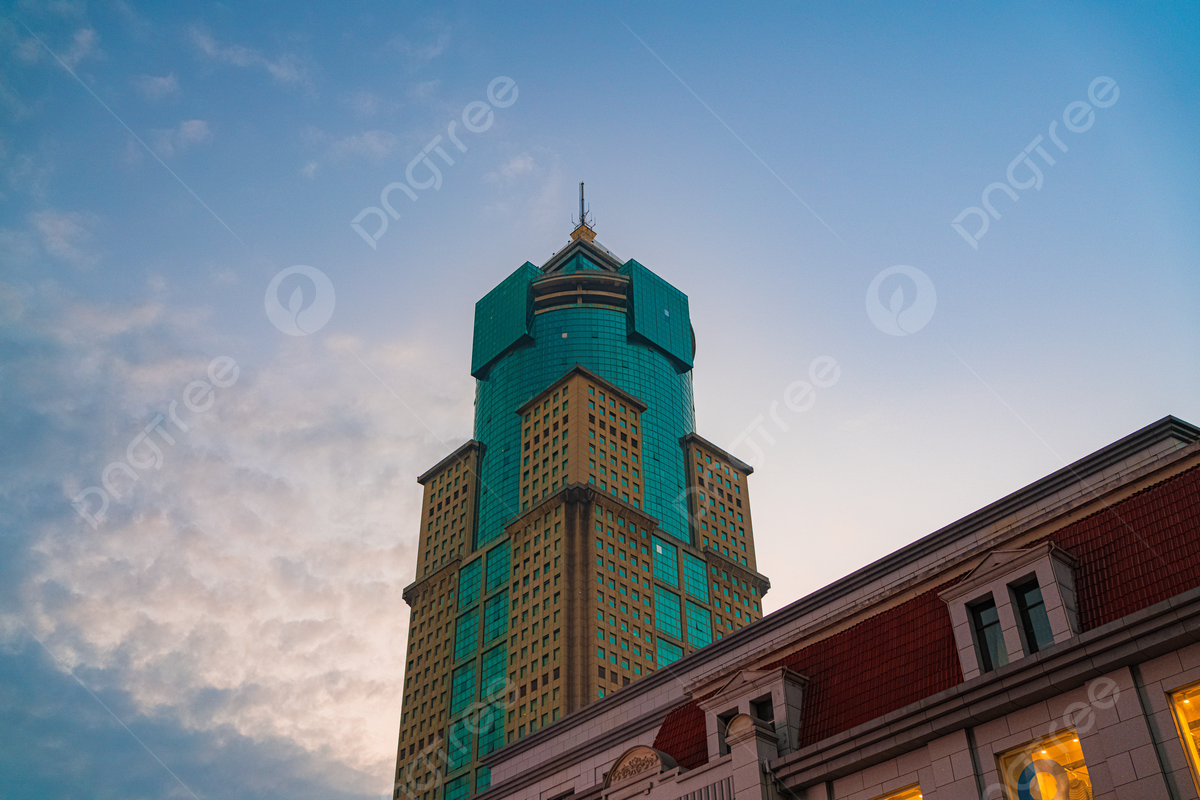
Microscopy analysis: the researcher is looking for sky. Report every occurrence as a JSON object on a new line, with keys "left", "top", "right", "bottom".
{"left": 1, "top": 1, "right": 1198, "bottom": 798}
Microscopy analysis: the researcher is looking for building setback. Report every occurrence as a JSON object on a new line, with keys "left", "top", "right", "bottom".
{"left": 393, "top": 214, "right": 770, "bottom": 799}
{"left": 469, "top": 415, "right": 1200, "bottom": 800}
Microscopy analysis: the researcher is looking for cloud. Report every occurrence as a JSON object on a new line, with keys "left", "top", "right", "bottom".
{"left": 110, "top": 0, "right": 152, "bottom": 38}
{"left": 15, "top": 35, "right": 42, "bottom": 63}
{"left": 490, "top": 153, "right": 535, "bottom": 182}
{"left": 328, "top": 130, "right": 399, "bottom": 161}
{"left": 189, "top": 26, "right": 308, "bottom": 86}
{"left": 31, "top": 209, "right": 99, "bottom": 267}
{"left": 61, "top": 27, "right": 99, "bottom": 68}
{"left": 9, "top": 25, "right": 101, "bottom": 69}
{"left": 0, "top": 227, "right": 39, "bottom": 268}
{"left": 344, "top": 89, "right": 382, "bottom": 117}
{"left": 407, "top": 79, "right": 440, "bottom": 101}
{"left": 0, "top": 73, "right": 35, "bottom": 121}
{"left": 0, "top": 278, "right": 472, "bottom": 793}
{"left": 300, "top": 160, "right": 319, "bottom": 179}
{"left": 0, "top": 637, "right": 378, "bottom": 799}
{"left": 17, "top": 0, "right": 87, "bottom": 18}
{"left": 149, "top": 119, "right": 212, "bottom": 158}
{"left": 133, "top": 73, "right": 179, "bottom": 101}
{"left": 385, "top": 30, "right": 449, "bottom": 65}
{"left": 2, "top": 145, "right": 56, "bottom": 202}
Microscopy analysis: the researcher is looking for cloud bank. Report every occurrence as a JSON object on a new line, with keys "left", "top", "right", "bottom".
{"left": 0, "top": 279, "right": 473, "bottom": 797}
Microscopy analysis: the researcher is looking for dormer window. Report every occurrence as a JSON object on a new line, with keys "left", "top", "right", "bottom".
{"left": 696, "top": 668, "right": 809, "bottom": 759}
{"left": 969, "top": 596, "right": 1007, "bottom": 672}
{"left": 940, "top": 543, "right": 1079, "bottom": 681}
{"left": 1012, "top": 578, "right": 1054, "bottom": 654}
{"left": 751, "top": 694, "right": 774, "bottom": 725}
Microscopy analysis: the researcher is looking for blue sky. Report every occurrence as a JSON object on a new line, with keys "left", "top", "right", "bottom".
{"left": 1, "top": 1, "right": 1197, "bottom": 797}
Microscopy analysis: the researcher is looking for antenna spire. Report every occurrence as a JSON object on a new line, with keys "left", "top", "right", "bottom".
{"left": 570, "top": 181, "right": 597, "bottom": 242}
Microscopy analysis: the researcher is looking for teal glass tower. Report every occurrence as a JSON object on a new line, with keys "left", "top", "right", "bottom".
{"left": 393, "top": 192, "right": 770, "bottom": 800}
{"left": 471, "top": 236, "right": 697, "bottom": 545}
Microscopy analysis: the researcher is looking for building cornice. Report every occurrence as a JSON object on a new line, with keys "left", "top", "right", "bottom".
{"left": 401, "top": 556, "right": 463, "bottom": 604}
{"left": 541, "top": 236, "right": 624, "bottom": 274}
{"left": 416, "top": 439, "right": 482, "bottom": 485}
{"left": 515, "top": 365, "right": 648, "bottom": 416}
{"left": 680, "top": 432, "right": 756, "bottom": 475}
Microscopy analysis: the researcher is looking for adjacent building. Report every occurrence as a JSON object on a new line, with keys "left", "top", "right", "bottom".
{"left": 470, "top": 415, "right": 1200, "bottom": 800}
{"left": 393, "top": 215, "right": 770, "bottom": 799}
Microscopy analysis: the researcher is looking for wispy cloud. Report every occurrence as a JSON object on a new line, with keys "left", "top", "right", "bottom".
{"left": 385, "top": 30, "right": 449, "bottom": 65}
{"left": 16, "top": 0, "right": 87, "bottom": 19}
{"left": 61, "top": 26, "right": 99, "bottom": 68}
{"left": 149, "top": 119, "right": 212, "bottom": 158}
{"left": 342, "top": 89, "right": 397, "bottom": 118}
{"left": 329, "top": 130, "right": 398, "bottom": 160}
{"left": 133, "top": 73, "right": 179, "bottom": 101}
{"left": 0, "top": 280, "right": 472, "bottom": 789}
{"left": 110, "top": 0, "right": 152, "bottom": 37}
{"left": 489, "top": 153, "right": 535, "bottom": 182}
{"left": 16, "top": 25, "right": 100, "bottom": 68}
{"left": 407, "top": 79, "right": 439, "bottom": 102}
{"left": 303, "top": 127, "right": 401, "bottom": 165}
{"left": 31, "top": 208, "right": 100, "bottom": 267}
{"left": 189, "top": 25, "right": 308, "bottom": 85}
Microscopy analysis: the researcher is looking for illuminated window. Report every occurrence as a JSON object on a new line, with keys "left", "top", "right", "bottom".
{"left": 868, "top": 785, "right": 922, "bottom": 800}
{"left": 996, "top": 729, "right": 1090, "bottom": 800}
{"left": 1170, "top": 681, "right": 1200, "bottom": 797}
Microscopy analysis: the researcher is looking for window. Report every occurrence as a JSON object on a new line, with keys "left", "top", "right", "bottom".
{"left": 868, "top": 786, "right": 922, "bottom": 800}
{"left": 1170, "top": 681, "right": 1200, "bottom": 797}
{"left": 1013, "top": 579, "right": 1054, "bottom": 654}
{"left": 652, "top": 537, "right": 679, "bottom": 588}
{"left": 970, "top": 597, "right": 1007, "bottom": 672}
{"left": 716, "top": 708, "right": 737, "bottom": 756}
{"left": 940, "top": 543, "right": 1078, "bottom": 681}
{"left": 996, "top": 729, "right": 1091, "bottom": 800}
{"left": 751, "top": 695, "right": 774, "bottom": 724}
{"left": 654, "top": 586, "right": 682, "bottom": 639}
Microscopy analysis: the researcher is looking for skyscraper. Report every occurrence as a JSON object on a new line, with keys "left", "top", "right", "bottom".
{"left": 393, "top": 196, "right": 771, "bottom": 800}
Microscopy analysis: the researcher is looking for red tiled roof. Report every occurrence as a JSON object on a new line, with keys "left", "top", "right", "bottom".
{"left": 652, "top": 697, "right": 708, "bottom": 769}
{"left": 652, "top": 587, "right": 961, "bottom": 763}
{"left": 652, "top": 463, "right": 1200, "bottom": 767}
{"left": 770, "top": 587, "right": 961, "bottom": 747}
{"left": 1035, "top": 464, "right": 1200, "bottom": 631}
